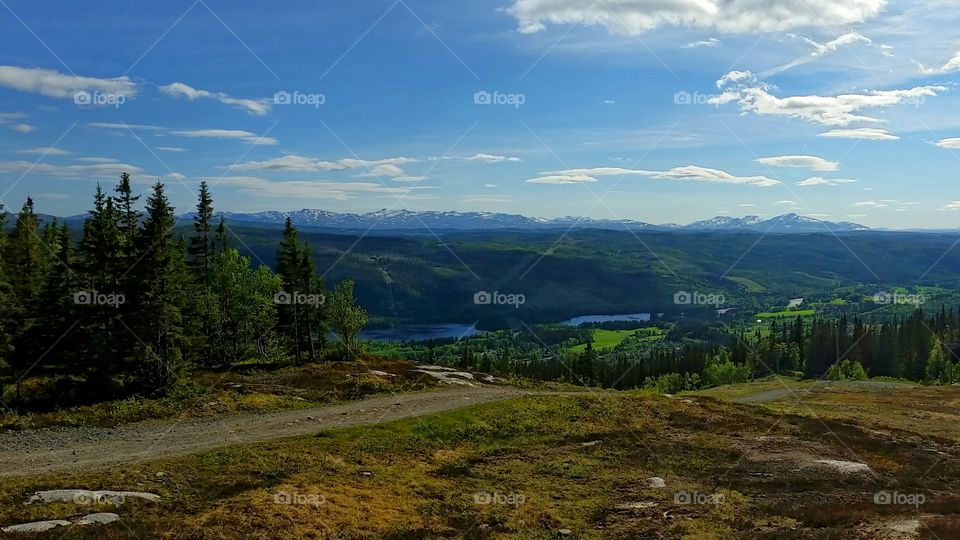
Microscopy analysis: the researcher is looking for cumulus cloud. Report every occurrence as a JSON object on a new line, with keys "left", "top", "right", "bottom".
{"left": 527, "top": 166, "right": 780, "bottom": 187}
{"left": 756, "top": 155, "right": 839, "bottom": 171}
{"left": 507, "top": 0, "right": 886, "bottom": 36}
{"left": 942, "top": 201, "right": 960, "bottom": 211}
{"left": 713, "top": 70, "right": 945, "bottom": 126}
{"left": 796, "top": 176, "right": 857, "bottom": 186}
{"left": 935, "top": 138, "right": 960, "bottom": 149}
{"left": 159, "top": 82, "right": 270, "bottom": 115}
{"left": 818, "top": 128, "right": 899, "bottom": 140}
{"left": 0, "top": 65, "right": 136, "bottom": 99}
{"left": 11, "top": 124, "right": 36, "bottom": 133}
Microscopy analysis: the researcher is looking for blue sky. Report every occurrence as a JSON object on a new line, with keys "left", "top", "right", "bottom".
{"left": 1, "top": 0, "right": 959, "bottom": 227}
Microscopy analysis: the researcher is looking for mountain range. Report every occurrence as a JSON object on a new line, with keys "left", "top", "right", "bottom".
{"left": 175, "top": 209, "right": 869, "bottom": 233}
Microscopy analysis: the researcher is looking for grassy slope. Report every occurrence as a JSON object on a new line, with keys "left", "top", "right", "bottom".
{"left": 3, "top": 387, "right": 960, "bottom": 538}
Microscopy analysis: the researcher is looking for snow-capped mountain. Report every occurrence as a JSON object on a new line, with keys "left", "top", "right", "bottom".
{"left": 178, "top": 209, "right": 869, "bottom": 233}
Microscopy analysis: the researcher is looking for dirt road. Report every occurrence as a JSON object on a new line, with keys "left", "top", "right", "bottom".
{"left": 0, "top": 386, "right": 539, "bottom": 478}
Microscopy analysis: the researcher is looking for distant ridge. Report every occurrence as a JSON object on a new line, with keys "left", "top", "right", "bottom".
{"left": 171, "top": 209, "right": 870, "bottom": 233}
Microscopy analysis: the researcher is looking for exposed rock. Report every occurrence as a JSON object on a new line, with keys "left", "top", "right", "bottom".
{"left": 1, "top": 520, "right": 71, "bottom": 533}
{"left": 615, "top": 501, "right": 658, "bottom": 510}
{"left": 646, "top": 477, "right": 666, "bottom": 488}
{"left": 580, "top": 440, "right": 602, "bottom": 447}
{"left": 76, "top": 513, "right": 121, "bottom": 526}
{"left": 27, "top": 489, "right": 161, "bottom": 506}
{"left": 814, "top": 459, "right": 874, "bottom": 476}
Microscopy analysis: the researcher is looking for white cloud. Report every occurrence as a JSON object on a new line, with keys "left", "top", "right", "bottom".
{"left": 818, "top": 128, "right": 899, "bottom": 140}
{"left": 507, "top": 0, "right": 886, "bottom": 35}
{"left": 764, "top": 32, "right": 882, "bottom": 75}
{"left": 466, "top": 153, "right": 522, "bottom": 163}
{"left": 942, "top": 201, "right": 960, "bottom": 211}
{"left": 0, "top": 65, "right": 136, "bottom": 99}
{"left": 12, "top": 124, "right": 35, "bottom": 133}
{"left": 159, "top": 82, "right": 270, "bottom": 116}
{"left": 460, "top": 195, "right": 512, "bottom": 204}
{"left": 853, "top": 201, "right": 887, "bottom": 207}
{"left": 917, "top": 50, "right": 960, "bottom": 75}
{"left": 77, "top": 157, "right": 118, "bottom": 163}
{"left": 775, "top": 200, "right": 797, "bottom": 204}
{"left": 169, "top": 129, "right": 278, "bottom": 145}
{"left": 756, "top": 155, "right": 839, "bottom": 171}
{"left": 88, "top": 122, "right": 277, "bottom": 145}
{"left": 0, "top": 160, "right": 142, "bottom": 177}
{"left": 527, "top": 166, "right": 780, "bottom": 187}
{"left": 19, "top": 147, "right": 70, "bottom": 156}
{"left": 682, "top": 38, "right": 720, "bottom": 49}
{"left": 526, "top": 173, "right": 598, "bottom": 185}
{"left": 715, "top": 70, "right": 946, "bottom": 126}
{"left": 156, "top": 146, "right": 187, "bottom": 152}
{"left": 230, "top": 155, "right": 420, "bottom": 179}
{"left": 935, "top": 138, "right": 960, "bottom": 149}
{"left": 796, "top": 176, "right": 857, "bottom": 186}
{"left": 213, "top": 176, "right": 413, "bottom": 201}
{"left": 484, "top": 184, "right": 498, "bottom": 188}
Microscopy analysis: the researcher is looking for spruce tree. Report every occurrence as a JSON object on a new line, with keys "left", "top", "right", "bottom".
{"left": 4, "top": 198, "right": 47, "bottom": 404}
{"left": 188, "top": 181, "right": 215, "bottom": 285}
{"left": 129, "top": 181, "right": 189, "bottom": 393}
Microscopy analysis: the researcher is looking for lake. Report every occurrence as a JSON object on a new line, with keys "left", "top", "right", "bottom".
{"left": 360, "top": 323, "right": 481, "bottom": 342}
{"left": 561, "top": 313, "right": 652, "bottom": 326}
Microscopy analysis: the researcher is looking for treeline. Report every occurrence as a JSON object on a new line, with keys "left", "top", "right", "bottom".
{"left": 738, "top": 310, "right": 960, "bottom": 383}
{"left": 0, "top": 175, "right": 368, "bottom": 411}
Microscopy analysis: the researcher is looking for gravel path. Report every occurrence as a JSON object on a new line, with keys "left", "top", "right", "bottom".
{"left": 0, "top": 386, "right": 539, "bottom": 479}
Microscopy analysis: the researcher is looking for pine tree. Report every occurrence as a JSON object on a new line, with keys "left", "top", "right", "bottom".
{"left": 0, "top": 206, "right": 14, "bottom": 405}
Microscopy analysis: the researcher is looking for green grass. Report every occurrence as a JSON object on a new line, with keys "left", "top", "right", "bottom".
{"left": 5, "top": 388, "right": 959, "bottom": 538}
{"left": 567, "top": 328, "right": 662, "bottom": 353}
{"left": 725, "top": 276, "right": 766, "bottom": 293}
{"left": 755, "top": 309, "right": 816, "bottom": 318}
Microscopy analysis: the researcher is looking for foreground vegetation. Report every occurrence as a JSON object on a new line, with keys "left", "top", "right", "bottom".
{"left": 0, "top": 176, "right": 369, "bottom": 414}
{"left": 3, "top": 383, "right": 959, "bottom": 538}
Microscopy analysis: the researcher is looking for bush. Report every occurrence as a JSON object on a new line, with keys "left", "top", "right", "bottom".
{"left": 825, "top": 359, "right": 868, "bottom": 381}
